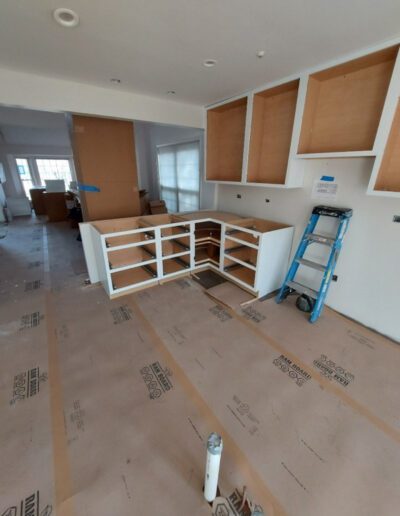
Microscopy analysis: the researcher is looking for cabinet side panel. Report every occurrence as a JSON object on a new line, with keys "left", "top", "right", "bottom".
{"left": 374, "top": 99, "right": 400, "bottom": 192}
{"left": 255, "top": 227, "right": 294, "bottom": 297}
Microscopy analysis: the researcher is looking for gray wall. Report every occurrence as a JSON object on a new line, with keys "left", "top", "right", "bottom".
{"left": 0, "top": 106, "right": 73, "bottom": 198}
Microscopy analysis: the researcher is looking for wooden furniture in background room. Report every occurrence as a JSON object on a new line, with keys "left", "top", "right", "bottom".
{"left": 70, "top": 115, "right": 140, "bottom": 221}
{"left": 30, "top": 187, "right": 46, "bottom": 215}
{"left": 43, "top": 192, "right": 68, "bottom": 222}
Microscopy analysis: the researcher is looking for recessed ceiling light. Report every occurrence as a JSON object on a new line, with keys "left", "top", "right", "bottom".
{"left": 110, "top": 78, "right": 121, "bottom": 84}
{"left": 203, "top": 59, "right": 217, "bottom": 68}
{"left": 167, "top": 90, "right": 176, "bottom": 95}
{"left": 53, "top": 8, "right": 80, "bottom": 28}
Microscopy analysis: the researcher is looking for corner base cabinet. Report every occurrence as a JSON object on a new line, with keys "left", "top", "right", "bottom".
{"left": 80, "top": 211, "right": 294, "bottom": 299}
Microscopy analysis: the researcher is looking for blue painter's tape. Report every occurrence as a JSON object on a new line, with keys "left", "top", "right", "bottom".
{"left": 78, "top": 183, "right": 101, "bottom": 192}
{"left": 320, "top": 175, "right": 335, "bottom": 182}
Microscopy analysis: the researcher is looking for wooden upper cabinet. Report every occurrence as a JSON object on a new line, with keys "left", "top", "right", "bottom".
{"left": 247, "top": 80, "right": 299, "bottom": 184}
{"left": 298, "top": 46, "right": 399, "bottom": 154}
{"left": 206, "top": 97, "right": 248, "bottom": 182}
{"left": 374, "top": 99, "right": 400, "bottom": 192}
{"left": 71, "top": 115, "right": 140, "bottom": 221}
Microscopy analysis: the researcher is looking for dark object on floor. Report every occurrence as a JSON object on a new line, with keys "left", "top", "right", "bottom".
{"left": 193, "top": 269, "right": 227, "bottom": 290}
{"left": 68, "top": 206, "right": 83, "bottom": 228}
{"left": 296, "top": 294, "right": 314, "bottom": 313}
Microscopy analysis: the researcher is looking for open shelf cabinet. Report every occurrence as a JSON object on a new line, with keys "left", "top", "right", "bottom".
{"left": 247, "top": 80, "right": 299, "bottom": 184}
{"left": 298, "top": 46, "right": 399, "bottom": 154}
{"left": 206, "top": 97, "right": 248, "bottom": 182}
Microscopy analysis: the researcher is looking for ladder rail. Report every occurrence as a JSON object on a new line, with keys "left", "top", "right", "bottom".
{"left": 309, "top": 217, "right": 350, "bottom": 322}
{"left": 276, "top": 213, "right": 319, "bottom": 303}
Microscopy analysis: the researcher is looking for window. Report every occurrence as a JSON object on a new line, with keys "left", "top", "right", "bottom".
{"left": 16, "top": 158, "right": 34, "bottom": 199}
{"left": 35, "top": 159, "right": 73, "bottom": 188}
{"left": 15, "top": 157, "right": 73, "bottom": 199}
{"left": 157, "top": 141, "right": 200, "bottom": 212}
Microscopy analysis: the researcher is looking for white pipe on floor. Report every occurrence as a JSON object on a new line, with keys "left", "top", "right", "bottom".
{"left": 204, "top": 432, "right": 223, "bottom": 502}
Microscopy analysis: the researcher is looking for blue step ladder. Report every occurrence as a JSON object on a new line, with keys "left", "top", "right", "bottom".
{"left": 276, "top": 205, "right": 353, "bottom": 323}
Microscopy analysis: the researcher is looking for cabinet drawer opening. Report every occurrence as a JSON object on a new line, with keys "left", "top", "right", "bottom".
{"left": 224, "top": 242, "right": 257, "bottom": 267}
{"left": 108, "top": 244, "right": 156, "bottom": 270}
{"left": 195, "top": 242, "right": 220, "bottom": 266}
{"left": 223, "top": 258, "right": 255, "bottom": 287}
{"left": 111, "top": 265, "right": 157, "bottom": 291}
{"left": 163, "top": 256, "right": 191, "bottom": 277}
{"left": 162, "top": 236, "right": 190, "bottom": 256}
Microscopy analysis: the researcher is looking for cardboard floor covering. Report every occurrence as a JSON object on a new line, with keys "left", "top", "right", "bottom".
{"left": 1, "top": 219, "right": 400, "bottom": 515}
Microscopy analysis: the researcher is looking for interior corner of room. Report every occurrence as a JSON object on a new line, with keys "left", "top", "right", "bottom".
{"left": 1, "top": 2, "right": 400, "bottom": 515}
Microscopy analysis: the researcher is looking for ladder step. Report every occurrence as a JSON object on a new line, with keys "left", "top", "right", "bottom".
{"left": 296, "top": 257, "right": 326, "bottom": 272}
{"left": 286, "top": 280, "right": 318, "bottom": 299}
{"left": 306, "top": 233, "right": 335, "bottom": 246}
{"left": 312, "top": 205, "right": 353, "bottom": 218}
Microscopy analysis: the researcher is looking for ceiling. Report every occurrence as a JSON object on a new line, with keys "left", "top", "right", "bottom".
{"left": 0, "top": 0, "right": 399, "bottom": 106}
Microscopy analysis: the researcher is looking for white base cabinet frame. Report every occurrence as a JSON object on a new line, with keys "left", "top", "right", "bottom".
{"left": 81, "top": 215, "right": 294, "bottom": 299}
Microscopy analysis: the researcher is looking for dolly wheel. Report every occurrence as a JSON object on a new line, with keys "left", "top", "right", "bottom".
{"left": 296, "top": 294, "right": 314, "bottom": 313}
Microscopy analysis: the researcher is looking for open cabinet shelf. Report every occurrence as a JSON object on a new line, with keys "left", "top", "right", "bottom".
{"left": 298, "top": 46, "right": 399, "bottom": 154}
{"left": 373, "top": 98, "right": 400, "bottom": 193}
{"left": 247, "top": 80, "right": 299, "bottom": 184}
{"left": 206, "top": 97, "right": 248, "bottom": 182}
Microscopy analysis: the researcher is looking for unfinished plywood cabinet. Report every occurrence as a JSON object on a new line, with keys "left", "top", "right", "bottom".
{"left": 80, "top": 211, "right": 293, "bottom": 298}
{"left": 298, "top": 46, "right": 399, "bottom": 156}
{"left": 70, "top": 115, "right": 140, "bottom": 221}
{"left": 368, "top": 99, "right": 400, "bottom": 195}
{"left": 247, "top": 80, "right": 300, "bottom": 186}
{"left": 204, "top": 41, "right": 400, "bottom": 194}
{"left": 206, "top": 97, "right": 248, "bottom": 182}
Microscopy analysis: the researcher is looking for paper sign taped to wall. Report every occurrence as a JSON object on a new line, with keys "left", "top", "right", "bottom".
{"left": 312, "top": 179, "right": 338, "bottom": 200}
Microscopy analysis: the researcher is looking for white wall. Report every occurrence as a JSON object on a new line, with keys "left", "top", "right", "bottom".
{"left": 134, "top": 121, "right": 215, "bottom": 210}
{"left": 0, "top": 66, "right": 203, "bottom": 129}
{"left": 217, "top": 158, "right": 400, "bottom": 342}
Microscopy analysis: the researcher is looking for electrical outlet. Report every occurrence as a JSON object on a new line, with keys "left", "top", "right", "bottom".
{"left": 332, "top": 275, "right": 338, "bottom": 282}
{"left": 236, "top": 194, "right": 242, "bottom": 199}
{"left": 393, "top": 215, "right": 400, "bottom": 223}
